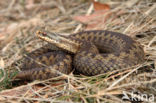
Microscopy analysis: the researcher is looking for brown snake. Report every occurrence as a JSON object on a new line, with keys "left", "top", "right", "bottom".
{"left": 15, "top": 30, "right": 145, "bottom": 80}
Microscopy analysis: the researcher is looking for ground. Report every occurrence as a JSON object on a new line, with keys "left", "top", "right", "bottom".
{"left": 0, "top": 0, "right": 156, "bottom": 103}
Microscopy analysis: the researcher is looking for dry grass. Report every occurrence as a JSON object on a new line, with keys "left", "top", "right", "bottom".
{"left": 0, "top": 0, "right": 156, "bottom": 103}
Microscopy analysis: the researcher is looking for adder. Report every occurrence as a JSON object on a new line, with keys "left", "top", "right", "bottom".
{"left": 15, "top": 30, "right": 145, "bottom": 80}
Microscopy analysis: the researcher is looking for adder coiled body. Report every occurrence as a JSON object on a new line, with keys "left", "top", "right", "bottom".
{"left": 15, "top": 30, "right": 145, "bottom": 80}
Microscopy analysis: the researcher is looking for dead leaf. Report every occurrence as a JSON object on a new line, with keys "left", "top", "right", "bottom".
{"left": 73, "top": 0, "right": 110, "bottom": 30}
{"left": 73, "top": 10, "right": 108, "bottom": 23}
{"left": 92, "top": 0, "right": 110, "bottom": 11}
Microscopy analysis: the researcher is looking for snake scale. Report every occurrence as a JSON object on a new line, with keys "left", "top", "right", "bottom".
{"left": 15, "top": 30, "right": 145, "bottom": 80}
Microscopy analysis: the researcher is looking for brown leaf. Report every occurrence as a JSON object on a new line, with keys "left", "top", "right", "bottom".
{"left": 73, "top": 1, "right": 110, "bottom": 30}
{"left": 92, "top": 0, "right": 110, "bottom": 11}
{"left": 73, "top": 10, "right": 108, "bottom": 23}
